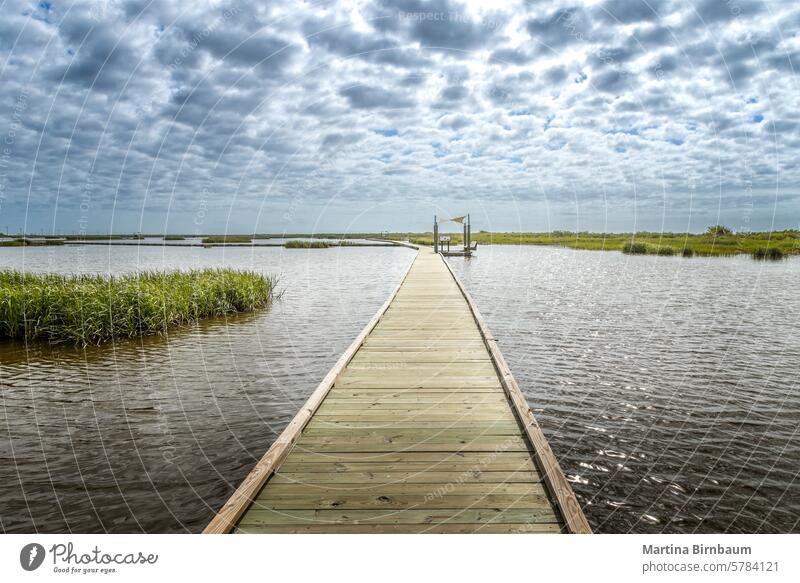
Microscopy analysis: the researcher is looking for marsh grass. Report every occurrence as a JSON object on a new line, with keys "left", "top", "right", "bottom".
{"left": 0, "top": 238, "right": 65, "bottom": 247}
{"left": 201, "top": 235, "right": 252, "bottom": 244}
{"left": 622, "top": 241, "right": 649, "bottom": 254}
{"left": 0, "top": 269, "right": 276, "bottom": 345}
{"left": 751, "top": 247, "right": 786, "bottom": 260}
{"left": 621, "top": 241, "right": 682, "bottom": 256}
{"left": 439, "top": 229, "right": 799, "bottom": 257}
{"left": 284, "top": 240, "right": 330, "bottom": 248}
{"left": 163, "top": 235, "right": 186, "bottom": 241}
{"left": 64, "top": 235, "right": 129, "bottom": 241}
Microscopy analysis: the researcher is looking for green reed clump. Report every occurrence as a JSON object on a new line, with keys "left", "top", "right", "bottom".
{"left": 0, "top": 269, "right": 276, "bottom": 345}
{"left": 622, "top": 241, "right": 681, "bottom": 256}
{"left": 622, "top": 241, "right": 648, "bottom": 254}
{"left": 751, "top": 247, "right": 785, "bottom": 260}
{"left": 201, "top": 235, "right": 252, "bottom": 244}
{"left": 682, "top": 246, "right": 695, "bottom": 257}
{"left": 284, "top": 240, "right": 330, "bottom": 248}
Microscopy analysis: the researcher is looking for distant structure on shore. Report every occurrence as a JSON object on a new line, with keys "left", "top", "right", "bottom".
{"left": 433, "top": 214, "right": 475, "bottom": 257}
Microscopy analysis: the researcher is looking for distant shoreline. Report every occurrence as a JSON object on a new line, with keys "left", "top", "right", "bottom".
{"left": 407, "top": 229, "right": 799, "bottom": 258}
{"left": 1, "top": 230, "right": 797, "bottom": 257}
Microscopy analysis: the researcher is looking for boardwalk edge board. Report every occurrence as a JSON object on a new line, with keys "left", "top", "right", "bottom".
{"left": 203, "top": 247, "right": 420, "bottom": 534}
{"left": 439, "top": 255, "right": 592, "bottom": 534}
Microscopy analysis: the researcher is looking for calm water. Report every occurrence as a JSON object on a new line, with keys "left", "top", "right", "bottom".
{"left": 448, "top": 246, "right": 800, "bottom": 534}
{"left": 1, "top": 245, "right": 798, "bottom": 533}
{"left": 0, "top": 245, "right": 412, "bottom": 533}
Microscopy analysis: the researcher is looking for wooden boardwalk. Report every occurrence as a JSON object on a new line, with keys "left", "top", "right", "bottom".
{"left": 205, "top": 246, "right": 590, "bottom": 534}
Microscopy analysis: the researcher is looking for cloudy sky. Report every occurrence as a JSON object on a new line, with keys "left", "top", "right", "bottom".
{"left": 0, "top": 0, "right": 798, "bottom": 235}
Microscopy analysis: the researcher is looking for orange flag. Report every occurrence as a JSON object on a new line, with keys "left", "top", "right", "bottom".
{"left": 449, "top": 216, "right": 466, "bottom": 223}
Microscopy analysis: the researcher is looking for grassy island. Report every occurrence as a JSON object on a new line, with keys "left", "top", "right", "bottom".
{"left": 284, "top": 240, "right": 330, "bottom": 248}
{"left": 0, "top": 238, "right": 65, "bottom": 247}
{"left": 0, "top": 269, "right": 276, "bottom": 345}
{"left": 201, "top": 235, "right": 252, "bottom": 244}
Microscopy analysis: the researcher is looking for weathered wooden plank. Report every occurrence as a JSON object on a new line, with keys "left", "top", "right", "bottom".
{"left": 361, "top": 341, "right": 488, "bottom": 349}
{"left": 308, "top": 415, "right": 515, "bottom": 423}
{"left": 300, "top": 419, "right": 519, "bottom": 435}
{"left": 293, "top": 441, "right": 531, "bottom": 453}
{"left": 308, "top": 416, "right": 516, "bottom": 425}
{"left": 349, "top": 352, "right": 490, "bottom": 360}
{"left": 317, "top": 403, "right": 512, "bottom": 413}
{"left": 236, "top": 507, "right": 560, "bottom": 526}
{"left": 303, "top": 425, "right": 521, "bottom": 437}
{"left": 247, "top": 494, "right": 551, "bottom": 511}
{"left": 298, "top": 429, "right": 527, "bottom": 442}
{"left": 322, "top": 395, "right": 509, "bottom": 404}
{"left": 259, "top": 483, "right": 546, "bottom": 497}
{"left": 380, "top": 312, "right": 474, "bottom": 318}
{"left": 293, "top": 445, "right": 530, "bottom": 454}
{"left": 341, "top": 363, "right": 497, "bottom": 371}
{"left": 318, "top": 402, "right": 508, "bottom": 411}
{"left": 303, "top": 422, "right": 521, "bottom": 433}
{"left": 235, "top": 523, "right": 562, "bottom": 533}
{"left": 284, "top": 451, "right": 537, "bottom": 464}
{"left": 357, "top": 341, "right": 485, "bottom": 347}
{"left": 333, "top": 380, "right": 502, "bottom": 390}
{"left": 346, "top": 361, "right": 496, "bottom": 369}
{"left": 320, "top": 401, "right": 509, "bottom": 408}
{"left": 326, "top": 388, "right": 502, "bottom": 394}
{"left": 321, "top": 395, "right": 504, "bottom": 401}
{"left": 278, "top": 460, "right": 539, "bottom": 473}
{"left": 341, "top": 370, "right": 496, "bottom": 381}
{"left": 359, "top": 346, "right": 482, "bottom": 351}
{"left": 267, "top": 471, "right": 541, "bottom": 485}
{"left": 314, "top": 403, "right": 513, "bottom": 413}
{"left": 336, "top": 375, "right": 501, "bottom": 384}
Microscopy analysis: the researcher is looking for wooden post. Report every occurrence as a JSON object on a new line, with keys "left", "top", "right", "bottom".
{"left": 466, "top": 214, "right": 471, "bottom": 256}
{"left": 433, "top": 216, "right": 438, "bottom": 253}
